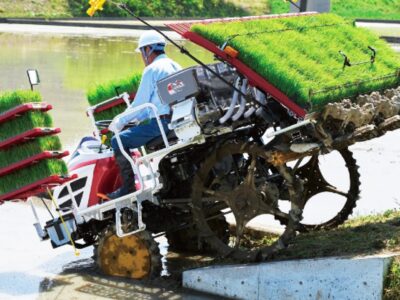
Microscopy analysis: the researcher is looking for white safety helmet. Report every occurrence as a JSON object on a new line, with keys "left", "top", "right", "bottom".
{"left": 135, "top": 31, "right": 166, "bottom": 53}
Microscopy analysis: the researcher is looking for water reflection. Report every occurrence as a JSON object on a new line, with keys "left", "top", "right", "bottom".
{"left": 0, "top": 33, "right": 213, "bottom": 150}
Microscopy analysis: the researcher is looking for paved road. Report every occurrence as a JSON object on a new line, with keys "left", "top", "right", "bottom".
{"left": 356, "top": 21, "right": 400, "bottom": 38}
{"left": 0, "top": 23, "right": 181, "bottom": 38}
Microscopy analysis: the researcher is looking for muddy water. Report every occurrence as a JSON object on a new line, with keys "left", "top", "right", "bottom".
{"left": 0, "top": 32, "right": 213, "bottom": 151}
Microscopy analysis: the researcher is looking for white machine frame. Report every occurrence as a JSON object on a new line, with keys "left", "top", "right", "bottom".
{"left": 30, "top": 92, "right": 205, "bottom": 240}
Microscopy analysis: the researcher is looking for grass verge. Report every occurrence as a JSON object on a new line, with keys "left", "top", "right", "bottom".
{"left": 333, "top": 0, "right": 400, "bottom": 21}
{"left": 168, "top": 210, "right": 400, "bottom": 296}
{"left": 271, "top": 210, "right": 400, "bottom": 260}
{"left": 384, "top": 257, "right": 400, "bottom": 300}
{"left": 191, "top": 13, "right": 400, "bottom": 109}
{"left": 0, "top": 0, "right": 398, "bottom": 20}
{"left": 263, "top": 209, "right": 400, "bottom": 299}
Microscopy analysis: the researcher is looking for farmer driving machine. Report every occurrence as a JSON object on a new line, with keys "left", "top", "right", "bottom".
{"left": 0, "top": 2, "right": 399, "bottom": 280}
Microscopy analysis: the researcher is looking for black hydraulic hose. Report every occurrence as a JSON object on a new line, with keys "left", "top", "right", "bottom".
{"left": 109, "top": 1, "right": 262, "bottom": 108}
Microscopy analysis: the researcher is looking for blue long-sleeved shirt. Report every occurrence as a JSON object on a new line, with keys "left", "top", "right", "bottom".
{"left": 118, "top": 54, "right": 182, "bottom": 126}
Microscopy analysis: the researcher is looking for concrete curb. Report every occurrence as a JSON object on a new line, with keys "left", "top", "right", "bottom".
{"left": 183, "top": 254, "right": 395, "bottom": 300}
{"left": 356, "top": 19, "right": 400, "bottom": 24}
{"left": 383, "top": 36, "right": 400, "bottom": 44}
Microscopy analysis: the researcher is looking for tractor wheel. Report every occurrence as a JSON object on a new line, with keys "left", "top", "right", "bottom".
{"left": 95, "top": 227, "right": 161, "bottom": 279}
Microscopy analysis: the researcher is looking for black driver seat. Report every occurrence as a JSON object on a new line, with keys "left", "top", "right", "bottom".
{"left": 145, "top": 130, "right": 178, "bottom": 152}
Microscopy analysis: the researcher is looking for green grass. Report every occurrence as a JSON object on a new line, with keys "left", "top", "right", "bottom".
{"left": 0, "top": 0, "right": 399, "bottom": 20}
{"left": 169, "top": 209, "right": 400, "bottom": 285}
{"left": 0, "top": 90, "right": 67, "bottom": 197}
{"left": 87, "top": 73, "right": 141, "bottom": 121}
{"left": 260, "top": 209, "right": 400, "bottom": 300}
{"left": 262, "top": 210, "right": 400, "bottom": 260}
{"left": 332, "top": 0, "right": 400, "bottom": 20}
{"left": 191, "top": 13, "right": 400, "bottom": 110}
{"left": 255, "top": 210, "right": 400, "bottom": 299}
{"left": 232, "top": 0, "right": 400, "bottom": 20}
{"left": 269, "top": 0, "right": 290, "bottom": 14}
{"left": 0, "top": 159, "right": 68, "bottom": 195}
{"left": 0, "top": 0, "right": 246, "bottom": 18}
{"left": 69, "top": 0, "right": 247, "bottom": 18}
{"left": 385, "top": 257, "right": 400, "bottom": 300}
{"left": 0, "top": 0, "right": 71, "bottom": 18}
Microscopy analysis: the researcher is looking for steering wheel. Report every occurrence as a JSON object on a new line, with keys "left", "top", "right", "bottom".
{"left": 95, "top": 120, "right": 113, "bottom": 129}
{"left": 95, "top": 120, "right": 139, "bottom": 130}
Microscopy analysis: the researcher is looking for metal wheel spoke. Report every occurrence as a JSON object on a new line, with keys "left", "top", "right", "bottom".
{"left": 270, "top": 209, "right": 290, "bottom": 221}
{"left": 257, "top": 200, "right": 287, "bottom": 218}
{"left": 233, "top": 216, "right": 246, "bottom": 249}
{"left": 283, "top": 148, "right": 361, "bottom": 232}
{"left": 256, "top": 199, "right": 276, "bottom": 215}
{"left": 203, "top": 189, "right": 231, "bottom": 201}
{"left": 233, "top": 234, "right": 242, "bottom": 249}
{"left": 191, "top": 141, "right": 304, "bottom": 261}
{"left": 323, "top": 185, "right": 349, "bottom": 198}
{"left": 244, "top": 156, "right": 257, "bottom": 187}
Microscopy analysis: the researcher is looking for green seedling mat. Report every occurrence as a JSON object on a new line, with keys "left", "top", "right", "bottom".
{"left": 0, "top": 90, "right": 67, "bottom": 196}
{"left": 87, "top": 73, "right": 141, "bottom": 121}
{"left": 191, "top": 13, "right": 400, "bottom": 110}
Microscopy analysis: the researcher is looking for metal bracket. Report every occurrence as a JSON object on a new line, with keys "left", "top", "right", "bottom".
{"left": 115, "top": 199, "right": 146, "bottom": 238}
{"left": 29, "top": 198, "right": 48, "bottom": 240}
{"left": 339, "top": 46, "right": 376, "bottom": 70}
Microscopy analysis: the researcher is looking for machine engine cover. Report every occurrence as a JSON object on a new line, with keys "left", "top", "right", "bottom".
{"left": 157, "top": 62, "right": 237, "bottom": 106}
{"left": 157, "top": 68, "right": 200, "bottom": 105}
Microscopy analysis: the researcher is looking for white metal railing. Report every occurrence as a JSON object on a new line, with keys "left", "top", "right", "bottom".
{"left": 86, "top": 92, "right": 131, "bottom": 140}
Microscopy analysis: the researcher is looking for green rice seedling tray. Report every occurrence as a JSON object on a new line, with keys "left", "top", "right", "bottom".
{"left": 0, "top": 91, "right": 70, "bottom": 201}
{"left": 0, "top": 136, "right": 62, "bottom": 170}
{"left": 0, "top": 128, "right": 61, "bottom": 150}
{"left": 0, "top": 151, "right": 69, "bottom": 177}
{"left": 0, "top": 103, "right": 52, "bottom": 124}
{"left": 0, "top": 159, "right": 68, "bottom": 196}
{"left": 0, "top": 174, "right": 77, "bottom": 203}
{"left": 87, "top": 73, "right": 141, "bottom": 121}
{"left": 168, "top": 13, "right": 400, "bottom": 115}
